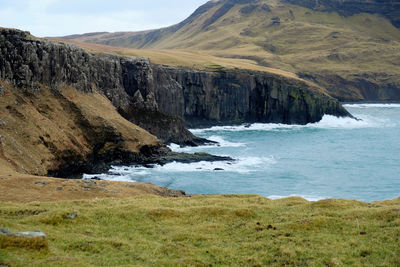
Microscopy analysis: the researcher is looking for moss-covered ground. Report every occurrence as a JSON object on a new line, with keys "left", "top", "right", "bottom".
{"left": 1, "top": 195, "right": 399, "bottom": 266}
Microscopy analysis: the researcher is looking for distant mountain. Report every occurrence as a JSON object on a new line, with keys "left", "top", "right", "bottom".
{"left": 59, "top": 0, "right": 400, "bottom": 101}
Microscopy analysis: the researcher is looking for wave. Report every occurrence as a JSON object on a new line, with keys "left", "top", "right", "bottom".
{"left": 82, "top": 173, "right": 138, "bottom": 182}
{"left": 168, "top": 135, "right": 245, "bottom": 152}
{"left": 150, "top": 156, "right": 276, "bottom": 174}
{"left": 85, "top": 156, "right": 277, "bottom": 181}
{"left": 83, "top": 165, "right": 151, "bottom": 182}
{"left": 311, "top": 115, "right": 375, "bottom": 129}
{"left": 208, "top": 135, "right": 246, "bottom": 147}
{"left": 190, "top": 115, "right": 379, "bottom": 133}
{"left": 344, "top": 103, "right": 400, "bottom": 109}
{"left": 267, "top": 194, "right": 328, "bottom": 202}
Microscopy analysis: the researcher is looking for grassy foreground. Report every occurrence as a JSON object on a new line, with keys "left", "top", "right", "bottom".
{"left": 1, "top": 195, "right": 399, "bottom": 266}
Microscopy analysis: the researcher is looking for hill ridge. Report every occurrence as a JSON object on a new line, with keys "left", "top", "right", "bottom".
{"left": 57, "top": 0, "right": 400, "bottom": 102}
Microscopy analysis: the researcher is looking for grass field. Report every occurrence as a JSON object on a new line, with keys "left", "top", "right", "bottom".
{"left": 1, "top": 195, "right": 399, "bottom": 266}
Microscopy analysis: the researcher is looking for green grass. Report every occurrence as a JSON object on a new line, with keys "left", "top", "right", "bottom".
{"left": 1, "top": 195, "right": 400, "bottom": 266}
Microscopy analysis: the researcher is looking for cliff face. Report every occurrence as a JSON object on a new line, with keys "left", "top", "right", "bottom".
{"left": 152, "top": 65, "right": 350, "bottom": 128}
{"left": 0, "top": 81, "right": 165, "bottom": 177}
{"left": 1, "top": 29, "right": 350, "bottom": 142}
{"left": 0, "top": 28, "right": 197, "bottom": 145}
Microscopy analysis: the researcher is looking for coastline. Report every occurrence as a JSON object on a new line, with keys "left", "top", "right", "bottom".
{"left": 1, "top": 169, "right": 399, "bottom": 204}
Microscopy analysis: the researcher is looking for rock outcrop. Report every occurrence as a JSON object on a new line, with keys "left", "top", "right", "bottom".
{"left": 1, "top": 28, "right": 350, "bottom": 140}
{"left": 0, "top": 28, "right": 197, "bottom": 145}
{"left": 0, "top": 28, "right": 353, "bottom": 177}
{"left": 152, "top": 65, "right": 350, "bottom": 128}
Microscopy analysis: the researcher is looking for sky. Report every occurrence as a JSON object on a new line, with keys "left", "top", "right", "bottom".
{"left": 0, "top": 0, "right": 210, "bottom": 37}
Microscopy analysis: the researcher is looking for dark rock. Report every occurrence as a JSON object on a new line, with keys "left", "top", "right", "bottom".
{"left": 56, "top": 187, "right": 63, "bottom": 191}
{"left": 65, "top": 211, "right": 78, "bottom": 219}
{"left": 0, "top": 28, "right": 352, "bottom": 177}
{"left": 145, "top": 151, "right": 233, "bottom": 165}
{"left": 240, "top": 4, "right": 258, "bottom": 14}
{"left": 89, "top": 176, "right": 102, "bottom": 181}
{"left": 214, "top": 168, "right": 224, "bottom": 171}
{"left": 271, "top": 17, "right": 281, "bottom": 26}
{"left": 1, "top": 28, "right": 350, "bottom": 141}
{"left": 261, "top": 4, "right": 271, "bottom": 12}
{"left": 0, "top": 84, "right": 3, "bottom": 96}
{"left": 0, "top": 28, "right": 194, "bottom": 146}
{"left": 34, "top": 181, "right": 46, "bottom": 186}
{"left": 152, "top": 65, "right": 351, "bottom": 128}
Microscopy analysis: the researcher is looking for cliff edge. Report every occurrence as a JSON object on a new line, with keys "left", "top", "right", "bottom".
{"left": 0, "top": 28, "right": 350, "bottom": 177}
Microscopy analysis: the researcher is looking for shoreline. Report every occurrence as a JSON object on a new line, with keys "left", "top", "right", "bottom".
{"left": 1, "top": 170, "right": 398, "bottom": 204}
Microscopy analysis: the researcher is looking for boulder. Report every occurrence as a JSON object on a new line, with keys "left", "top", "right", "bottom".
{"left": 0, "top": 228, "right": 46, "bottom": 238}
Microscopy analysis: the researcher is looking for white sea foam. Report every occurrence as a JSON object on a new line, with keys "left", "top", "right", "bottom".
{"left": 147, "top": 156, "right": 276, "bottom": 174}
{"left": 190, "top": 114, "right": 379, "bottom": 133}
{"left": 168, "top": 135, "right": 245, "bottom": 152}
{"left": 208, "top": 135, "right": 246, "bottom": 147}
{"left": 268, "top": 195, "right": 328, "bottom": 202}
{"left": 344, "top": 103, "right": 400, "bottom": 109}
{"left": 311, "top": 115, "right": 375, "bottom": 129}
{"left": 83, "top": 165, "right": 152, "bottom": 182}
{"left": 87, "top": 156, "right": 277, "bottom": 181}
{"left": 83, "top": 172, "right": 138, "bottom": 182}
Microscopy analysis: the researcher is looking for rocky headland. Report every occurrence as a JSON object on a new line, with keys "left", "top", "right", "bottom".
{"left": 0, "top": 28, "right": 349, "bottom": 178}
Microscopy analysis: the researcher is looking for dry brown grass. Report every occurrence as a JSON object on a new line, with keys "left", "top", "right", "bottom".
{"left": 0, "top": 235, "right": 48, "bottom": 250}
{"left": 0, "top": 173, "right": 185, "bottom": 203}
{"left": 0, "top": 81, "right": 159, "bottom": 176}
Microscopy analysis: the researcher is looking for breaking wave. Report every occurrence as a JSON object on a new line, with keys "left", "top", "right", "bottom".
{"left": 168, "top": 135, "right": 245, "bottom": 152}
{"left": 344, "top": 103, "right": 400, "bottom": 109}
{"left": 190, "top": 114, "right": 383, "bottom": 134}
{"left": 85, "top": 155, "right": 277, "bottom": 182}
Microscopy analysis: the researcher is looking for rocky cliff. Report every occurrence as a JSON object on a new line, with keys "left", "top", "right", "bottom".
{"left": 1, "top": 28, "right": 349, "bottom": 135}
{"left": 0, "top": 29, "right": 225, "bottom": 176}
{"left": 0, "top": 28, "right": 352, "bottom": 176}
{"left": 152, "top": 65, "right": 350, "bottom": 127}
{"left": 0, "top": 28, "right": 198, "bottom": 145}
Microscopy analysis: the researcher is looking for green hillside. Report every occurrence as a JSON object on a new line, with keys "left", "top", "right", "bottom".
{"left": 60, "top": 0, "right": 400, "bottom": 101}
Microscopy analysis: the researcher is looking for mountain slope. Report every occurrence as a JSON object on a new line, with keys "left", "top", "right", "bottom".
{"left": 60, "top": 0, "right": 400, "bottom": 102}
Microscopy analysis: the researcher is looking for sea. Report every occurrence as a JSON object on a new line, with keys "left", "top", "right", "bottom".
{"left": 84, "top": 104, "right": 400, "bottom": 202}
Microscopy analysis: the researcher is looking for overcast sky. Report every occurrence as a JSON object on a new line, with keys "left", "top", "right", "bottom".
{"left": 0, "top": 0, "right": 209, "bottom": 37}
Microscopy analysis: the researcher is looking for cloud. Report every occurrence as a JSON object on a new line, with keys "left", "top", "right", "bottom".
{"left": 0, "top": 0, "right": 209, "bottom": 37}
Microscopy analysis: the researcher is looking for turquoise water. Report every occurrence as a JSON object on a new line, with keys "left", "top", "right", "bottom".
{"left": 85, "top": 104, "right": 400, "bottom": 202}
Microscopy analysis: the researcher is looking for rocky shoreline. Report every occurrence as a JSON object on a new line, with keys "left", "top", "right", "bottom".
{"left": 0, "top": 28, "right": 351, "bottom": 179}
